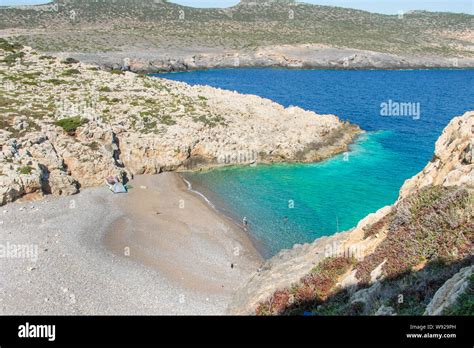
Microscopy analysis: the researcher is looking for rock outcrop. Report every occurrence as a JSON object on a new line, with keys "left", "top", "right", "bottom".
{"left": 399, "top": 113, "right": 474, "bottom": 199}
{"left": 229, "top": 111, "right": 473, "bottom": 315}
{"left": 424, "top": 265, "right": 473, "bottom": 315}
{"left": 0, "top": 41, "right": 360, "bottom": 205}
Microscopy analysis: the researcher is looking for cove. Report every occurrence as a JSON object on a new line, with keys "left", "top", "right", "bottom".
{"left": 154, "top": 69, "right": 474, "bottom": 258}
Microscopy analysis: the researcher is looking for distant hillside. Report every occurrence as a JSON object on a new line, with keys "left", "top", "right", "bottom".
{"left": 0, "top": 0, "right": 472, "bottom": 60}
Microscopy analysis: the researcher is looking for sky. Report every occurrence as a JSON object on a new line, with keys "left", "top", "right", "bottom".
{"left": 0, "top": 0, "right": 472, "bottom": 15}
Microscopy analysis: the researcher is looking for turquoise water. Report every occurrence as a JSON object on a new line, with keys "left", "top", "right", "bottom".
{"left": 155, "top": 69, "right": 474, "bottom": 258}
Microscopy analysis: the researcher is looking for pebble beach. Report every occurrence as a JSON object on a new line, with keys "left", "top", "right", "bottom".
{"left": 0, "top": 173, "right": 262, "bottom": 315}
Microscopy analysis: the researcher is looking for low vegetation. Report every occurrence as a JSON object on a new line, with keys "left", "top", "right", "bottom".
{"left": 17, "top": 166, "right": 34, "bottom": 175}
{"left": 0, "top": 38, "right": 22, "bottom": 53}
{"left": 0, "top": 1, "right": 471, "bottom": 57}
{"left": 356, "top": 186, "right": 472, "bottom": 284}
{"left": 2, "top": 51, "right": 25, "bottom": 65}
{"left": 256, "top": 185, "right": 473, "bottom": 316}
{"left": 44, "top": 78, "right": 68, "bottom": 85}
{"left": 256, "top": 257, "right": 356, "bottom": 315}
{"left": 55, "top": 117, "right": 89, "bottom": 134}
{"left": 61, "top": 68, "right": 81, "bottom": 76}
{"left": 99, "top": 86, "right": 112, "bottom": 92}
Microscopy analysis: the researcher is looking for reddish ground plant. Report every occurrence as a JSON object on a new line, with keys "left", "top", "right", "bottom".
{"left": 356, "top": 186, "right": 473, "bottom": 284}
{"left": 362, "top": 212, "right": 392, "bottom": 239}
{"left": 256, "top": 256, "right": 356, "bottom": 315}
{"left": 256, "top": 185, "right": 473, "bottom": 316}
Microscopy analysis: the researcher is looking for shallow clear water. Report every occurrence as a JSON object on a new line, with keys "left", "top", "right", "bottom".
{"left": 154, "top": 69, "right": 474, "bottom": 258}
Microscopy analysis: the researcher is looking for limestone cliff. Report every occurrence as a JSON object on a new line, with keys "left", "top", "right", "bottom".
{"left": 229, "top": 111, "right": 473, "bottom": 315}
{"left": 399, "top": 113, "right": 473, "bottom": 199}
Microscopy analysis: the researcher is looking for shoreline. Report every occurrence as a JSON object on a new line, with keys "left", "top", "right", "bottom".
{"left": 180, "top": 175, "right": 217, "bottom": 210}
{"left": 0, "top": 172, "right": 263, "bottom": 314}
{"left": 94, "top": 60, "right": 474, "bottom": 75}
{"left": 103, "top": 173, "right": 264, "bottom": 291}
{"left": 179, "top": 173, "right": 271, "bottom": 258}
{"left": 175, "top": 129, "right": 371, "bottom": 259}
{"left": 50, "top": 45, "right": 474, "bottom": 74}
{"left": 154, "top": 66, "right": 474, "bottom": 75}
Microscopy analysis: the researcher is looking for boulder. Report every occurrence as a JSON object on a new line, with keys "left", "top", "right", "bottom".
{"left": 424, "top": 265, "right": 473, "bottom": 315}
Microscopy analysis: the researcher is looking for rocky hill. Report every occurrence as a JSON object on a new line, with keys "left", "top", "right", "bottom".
{"left": 229, "top": 111, "right": 473, "bottom": 315}
{"left": 0, "top": 0, "right": 472, "bottom": 71}
{"left": 0, "top": 39, "right": 359, "bottom": 205}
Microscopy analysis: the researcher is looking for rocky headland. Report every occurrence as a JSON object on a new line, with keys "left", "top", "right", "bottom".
{"left": 0, "top": 39, "right": 360, "bottom": 206}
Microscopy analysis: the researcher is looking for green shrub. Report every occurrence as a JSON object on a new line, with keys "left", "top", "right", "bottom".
{"left": 17, "top": 166, "right": 33, "bottom": 175}
{"left": 0, "top": 39, "right": 22, "bottom": 52}
{"left": 99, "top": 86, "right": 112, "bottom": 92}
{"left": 39, "top": 55, "right": 55, "bottom": 60}
{"left": 21, "top": 72, "right": 41, "bottom": 79}
{"left": 0, "top": 96, "right": 16, "bottom": 107}
{"left": 2, "top": 52, "right": 25, "bottom": 65}
{"left": 44, "top": 78, "right": 67, "bottom": 85}
{"left": 159, "top": 115, "right": 176, "bottom": 125}
{"left": 61, "top": 68, "right": 81, "bottom": 76}
{"left": 87, "top": 141, "right": 100, "bottom": 151}
{"left": 55, "top": 117, "right": 89, "bottom": 133}
{"left": 193, "top": 114, "right": 225, "bottom": 128}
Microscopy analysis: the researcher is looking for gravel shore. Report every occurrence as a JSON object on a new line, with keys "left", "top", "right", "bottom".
{"left": 0, "top": 173, "right": 262, "bottom": 315}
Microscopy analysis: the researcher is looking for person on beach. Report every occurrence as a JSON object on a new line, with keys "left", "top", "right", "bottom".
{"left": 243, "top": 217, "right": 248, "bottom": 230}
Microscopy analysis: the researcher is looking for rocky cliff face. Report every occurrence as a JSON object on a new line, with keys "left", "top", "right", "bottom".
{"left": 399, "top": 114, "right": 473, "bottom": 199}
{"left": 229, "top": 111, "right": 473, "bottom": 315}
{"left": 0, "top": 40, "right": 360, "bottom": 206}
